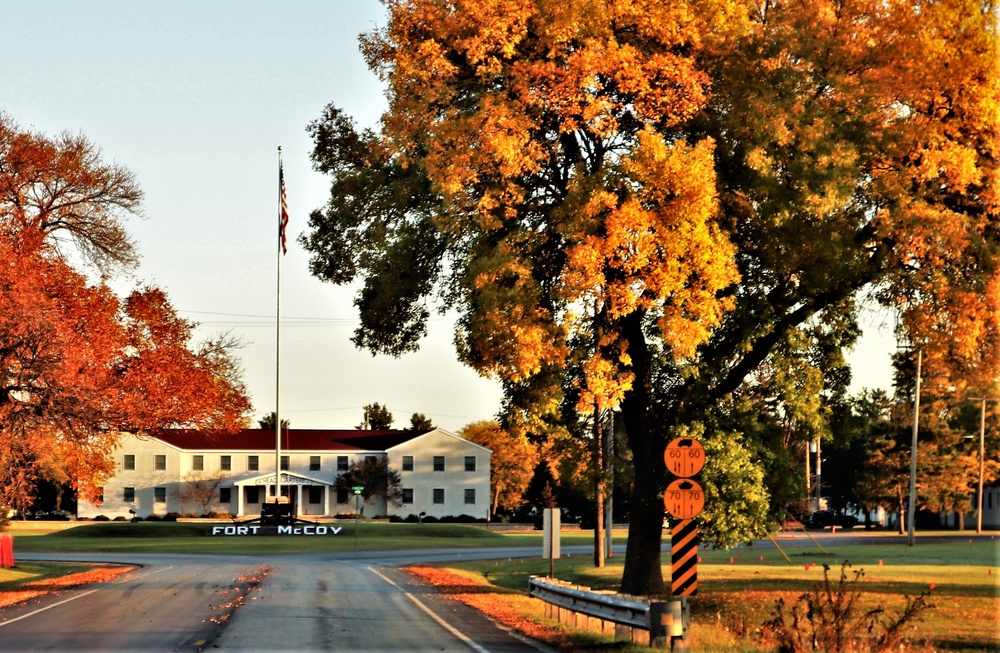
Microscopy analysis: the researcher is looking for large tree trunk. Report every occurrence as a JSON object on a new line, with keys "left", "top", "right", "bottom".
{"left": 619, "top": 311, "right": 666, "bottom": 596}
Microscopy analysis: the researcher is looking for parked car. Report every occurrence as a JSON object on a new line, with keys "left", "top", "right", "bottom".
{"left": 805, "top": 511, "right": 858, "bottom": 530}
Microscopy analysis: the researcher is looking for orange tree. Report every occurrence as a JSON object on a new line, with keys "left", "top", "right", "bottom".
{"left": 301, "top": 0, "right": 998, "bottom": 594}
{"left": 0, "top": 114, "right": 251, "bottom": 515}
{"left": 459, "top": 420, "right": 538, "bottom": 517}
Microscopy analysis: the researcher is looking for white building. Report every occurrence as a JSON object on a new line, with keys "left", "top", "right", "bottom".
{"left": 77, "top": 428, "right": 491, "bottom": 521}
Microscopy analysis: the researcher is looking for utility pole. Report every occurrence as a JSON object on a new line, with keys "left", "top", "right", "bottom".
{"left": 594, "top": 400, "right": 605, "bottom": 568}
{"left": 604, "top": 412, "right": 614, "bottom": 559}
{"left": 815, "top": 437, "right": 822, "bottom": 511}
{"left": 969, "top": 397, "right": 997, "bottom": 534}
{"left": 906, "top": 349, "right": 922, "bottom": 547}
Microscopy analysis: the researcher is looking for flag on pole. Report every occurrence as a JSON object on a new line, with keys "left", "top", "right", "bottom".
{"left": 279, "top": 158, "right": 289, "bottom": 254}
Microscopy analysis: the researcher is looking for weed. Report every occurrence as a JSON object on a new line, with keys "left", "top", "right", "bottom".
{"left": 763, "top": 562, "right": 934, "bottom": 652}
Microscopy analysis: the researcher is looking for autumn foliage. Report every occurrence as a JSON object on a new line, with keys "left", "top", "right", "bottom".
{"left": 0, "top": 114, "right": 251, "bottom": 515}
{"left": 304, "top": 0, "right": 998, "bottom": 594}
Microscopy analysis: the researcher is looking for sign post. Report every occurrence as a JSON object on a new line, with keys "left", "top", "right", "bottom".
{"left": 353, "top": 486, "right": 364, "bottom": 551}
{"left": 542, "top": 508, "right": 560, "bottom": 578}
{"left": 664, "top": 437, "right": 706, "bottom": 653}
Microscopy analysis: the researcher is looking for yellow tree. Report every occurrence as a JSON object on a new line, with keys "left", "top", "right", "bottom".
{"left": 304, "top": 0, "right": 741, "bottom": 592}
{"left": 304, "top": 0, "right": 998, "bottom": 594}
{"left": 686, "top": 0, "right": 999, "bottom": 549}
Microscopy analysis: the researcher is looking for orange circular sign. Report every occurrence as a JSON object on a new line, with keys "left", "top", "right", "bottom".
{"left": 664, "top": 478, "right": 705, "bottom": 520}
{"left": 664, "top": 437, "right": 705, "bottom": 478}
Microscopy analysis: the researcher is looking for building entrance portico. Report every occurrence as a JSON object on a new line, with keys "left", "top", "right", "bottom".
{"left": 235, "top": 472, "right": 333, "bottom": 517}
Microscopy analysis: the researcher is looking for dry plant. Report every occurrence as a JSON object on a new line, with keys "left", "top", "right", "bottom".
{"left": 763, "top": 562, "right": 933, "bottom": 653}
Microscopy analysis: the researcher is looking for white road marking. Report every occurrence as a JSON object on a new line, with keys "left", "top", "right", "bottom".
{"left": 368, "top": 566, "right": 491, "bottom": 653}
{"left": 0, "top": 565, "right": 173, "bottom": 628}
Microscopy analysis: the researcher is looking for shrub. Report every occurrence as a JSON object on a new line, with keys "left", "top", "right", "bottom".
{"left": 145, "top": 514, "right": 161, "bottom": 521}
{"left": 763, "top": 562, "right": 934, "bottom": 653}
{"left": 113, "top": 516, "right": 127, "bottom": 522}
{"left": 93, "top": 515, "right": 109, "bottom": 521}
{"left": 163, "top": 512, "right": 180, "bottom": 522}
{"left": 447, "top": 514, "right": 486, "bottom": 523}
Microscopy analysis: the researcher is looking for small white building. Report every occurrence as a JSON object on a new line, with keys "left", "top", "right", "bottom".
{"left": 77, "top": 428, "right": 491, "bottom": 521}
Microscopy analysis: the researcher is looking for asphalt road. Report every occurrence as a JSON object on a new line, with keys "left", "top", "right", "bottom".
{"left": 0, "top": 548, "right": 583, "bottom": 652}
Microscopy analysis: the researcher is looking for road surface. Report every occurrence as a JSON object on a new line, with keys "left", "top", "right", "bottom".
{"left": 0, "top": 548, "right": 579, "bottom": 652}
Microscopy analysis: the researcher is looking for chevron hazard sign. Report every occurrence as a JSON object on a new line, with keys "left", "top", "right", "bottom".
{"left": 671, "top": 519, "right": 698, "bottom": 596}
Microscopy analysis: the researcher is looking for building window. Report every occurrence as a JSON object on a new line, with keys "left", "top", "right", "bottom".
{"left": 402, "top": 488, "right": 414, "bottom": 504}
{"left": 308, "top": 486, "right": 323, "bottom": 504}
{"left": 219, "top": 488, "right": 232, "bottom": 504}
{"left": 337, "top": 456, "right": 348, "bottom": 471}
{"left": 246, "top": 487, "right": 260, "bottom": 503}
{"left": 248, "top": 455, "right": 259, "bottom": 471}
{"left": 309, "top": 456, "right": 321, "bottom": 471}
{"left": 433, "top": 456, "right": 445, "bottom": 472}
{"left": 220, "top": 455, "right": 231, "bottom": 471}
{"left": 192, "top": 455, "right": 204, "bottom": 471}
{"left": 464, "top": 488, "right": 476, "bottom": 504}
{"left": 280, "top": 455, "right": 289, "bottom": 471}
{"left": 154, "top": 487, "right": 166, "bottom": 503}
{"left": 123, "top": 487, "right": 135, "bottom": 502}
{"left": 402, "top": 456, "right": 413, "bottom": 472}
{"left": 433, "top": 488, "right": 445, "bottom": 504}
{"left": 123, "top": 454, "right": 135, "bottom": 471}
{"left": 336, "top": 487, "right": 348, "bottom": 504}
{"left": 465, "top": 456, "right": 476, "bottom": 472}
{"left": 154, "top": 454, "right": 166, "bottom": 471}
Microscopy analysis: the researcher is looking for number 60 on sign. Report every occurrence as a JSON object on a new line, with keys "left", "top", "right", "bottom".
{"left": 664, "top": 437, "right": 705, "bottom": 478}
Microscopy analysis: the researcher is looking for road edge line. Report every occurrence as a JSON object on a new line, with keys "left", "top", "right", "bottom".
{"left": 368, "top": 566, "right": 492, "bottom": 653}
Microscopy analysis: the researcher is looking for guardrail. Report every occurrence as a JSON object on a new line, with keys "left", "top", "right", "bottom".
{"left": 528, "top": 576, "right": 684, "bottom": 649}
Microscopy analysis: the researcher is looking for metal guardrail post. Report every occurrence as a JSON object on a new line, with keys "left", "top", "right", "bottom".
{"left": 529, "top": 576, "right": 683, "bottom": 649}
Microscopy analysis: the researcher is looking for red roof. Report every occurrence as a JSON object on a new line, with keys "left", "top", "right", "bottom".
{"left": 150, "top": 428, "right": 429, "bottom": 452}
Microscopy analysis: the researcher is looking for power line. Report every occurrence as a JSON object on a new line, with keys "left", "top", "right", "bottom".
{"left": 179, "top": 309, "right": 452, "bottom": 328}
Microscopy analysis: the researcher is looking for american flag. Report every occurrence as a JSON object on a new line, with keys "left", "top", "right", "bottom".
{"left": 279, "top": 160, "right": 289, "bottom": 254}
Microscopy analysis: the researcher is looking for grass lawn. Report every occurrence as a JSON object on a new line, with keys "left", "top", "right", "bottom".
{"left": 0, "top": 561, "right": 135, "bottom": 609}
{"left": 440, "top": 538, "right": 1000, "bottom": 652}
{"left": 0, "top": 561, "right": 99, "bottom": 589}
{"left": 5, "top": 520, "right": 601, "bottom": 554}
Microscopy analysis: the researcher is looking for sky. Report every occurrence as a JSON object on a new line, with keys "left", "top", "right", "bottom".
{"left": 0, "top": 1, "right": 900, "bottom": 432}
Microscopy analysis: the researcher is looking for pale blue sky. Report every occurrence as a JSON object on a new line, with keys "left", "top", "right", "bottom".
{"left": 0, "top": 1, "right": 897, "bottom": 430}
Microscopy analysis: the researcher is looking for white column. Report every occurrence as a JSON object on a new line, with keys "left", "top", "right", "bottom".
{"left": 323, "top": 485, "right": 330, "bottom": 516}
{"left": 237, "top": 485, "right": 244, "bottom": 517}
{"left": 296, "top": 484, "right": 303, "bottom": 517}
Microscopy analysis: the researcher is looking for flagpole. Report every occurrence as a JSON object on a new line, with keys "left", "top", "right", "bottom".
{"left": 275, "top": 146, "right": 285, "bottom": 504}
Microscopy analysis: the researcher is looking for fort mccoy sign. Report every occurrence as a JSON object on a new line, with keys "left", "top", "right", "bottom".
{"left": 210, "top": 524, "right": 343, "bottom": 536}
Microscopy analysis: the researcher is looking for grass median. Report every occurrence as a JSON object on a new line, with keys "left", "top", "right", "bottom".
{"left": 5, "top": 520, "right": 587, "bottom": 554}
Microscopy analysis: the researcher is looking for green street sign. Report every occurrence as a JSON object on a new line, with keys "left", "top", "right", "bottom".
{"left": 352, "top": 486, "right": 364, "bottom": 495}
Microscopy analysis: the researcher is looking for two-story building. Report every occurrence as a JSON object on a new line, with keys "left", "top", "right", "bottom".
{"left": 77, "top": 428, "right": 491, "bottom": 520}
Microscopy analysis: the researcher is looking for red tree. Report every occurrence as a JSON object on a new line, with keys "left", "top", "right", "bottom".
{"left": 0, "top": 116, "right": 251, "bottom": 513}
